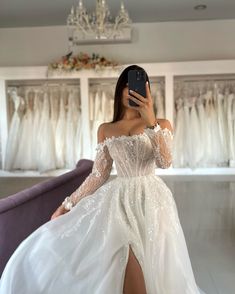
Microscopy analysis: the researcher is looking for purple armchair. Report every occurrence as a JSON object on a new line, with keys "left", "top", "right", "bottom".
{"left": 0, "top": 159, "right": 93, "bottom": 277}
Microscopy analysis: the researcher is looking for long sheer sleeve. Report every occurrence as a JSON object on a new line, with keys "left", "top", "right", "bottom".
{"left": 62, "top": 143, "right": 113, "bottom": 210}
{"left": 144, "top": 123, "right": 173, "bottom": 169}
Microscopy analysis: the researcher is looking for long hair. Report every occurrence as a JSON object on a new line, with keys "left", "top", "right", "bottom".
{"left": 112, "top": 65, "right": 150, "bottom": 123}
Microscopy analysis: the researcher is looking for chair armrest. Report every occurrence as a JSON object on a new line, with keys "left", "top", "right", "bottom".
{"left": 0, "top": 159, "right": 93, "bottom": 277}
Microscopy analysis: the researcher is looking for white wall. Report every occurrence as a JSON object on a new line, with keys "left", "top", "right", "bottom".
{"left": 0, "top": 19, "right": 235, "bottom": 66}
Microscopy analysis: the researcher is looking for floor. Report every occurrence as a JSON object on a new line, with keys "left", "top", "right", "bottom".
{"left": 0, "top": 177, "right": 52, "bottom": 198}
{"left": 0, "top": 174, "right": 235, "bottom": 293}
{"left": 163, "top": 176, "right": 235, "bottom": 294}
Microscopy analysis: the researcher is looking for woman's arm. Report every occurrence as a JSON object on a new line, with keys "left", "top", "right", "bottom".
{"left": 51, "top": 124, "right": 113, "bottom": 219}
{"left": 144, "top": 119, "right": 173, "bottom": 169}
{"left": 127, "top": 83, "right": 173, "bottom": 169}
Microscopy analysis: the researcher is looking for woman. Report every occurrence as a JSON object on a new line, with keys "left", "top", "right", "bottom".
{"left": 0, "top": 65, "right": 205, "bottom": 294}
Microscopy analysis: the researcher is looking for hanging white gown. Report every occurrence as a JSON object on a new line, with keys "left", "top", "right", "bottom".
{"left": 183, "top": 99, "right": 191, "bottom": 167}
{"left": 37, "top": 92, "right": 56, "bottom": 172}
{"left": 65, "top": 90, "right": 78, "bottom": 169}
{"left": 89, "top": 91, "right": 95, "bottom": 159}
{"left": 74, "top": 90, "right": 83, "bottom": 164}
{"left": 74, "top": 110, "right": 83, "bottom": 163}
{"left": 89, "top": 91, "right": 94, "bottom": 121}
{"left": 108, "top": 98, "right": 114, "bottom": 121}
{"left": 72, "top": 89, "right": 81, "bottom": 163}
{"left": 55, "top": 92, "right": 66, "bottom": 169}
{"left": 32, "top": 91, "right": 43, "bottom": 169}
{"left": 4, "top": 92, "right": 24, "bottom": 170}
{"left": 227, "top": 93, "right": 235, "bottom": 165}
{"left": 49, "top": 89, "right": 60, "bottom": 139}
{"left": 91, "top": 91, "right": 103, "bottom": 159}
{"left": 0, "top": 125, "right": 205, "bottom": 294}
{"left": 232, "top": 96, "right": 235, "bottom": 165}
{"left": 155, "top": 89, "right": 165, "bottom": 119}
{"left": 189, "top": 97, "right": 201, "bottom": 168}
{"left": 210, "top": 94, "right": 223, "bottom": 166}
{"left": 204, "top": 91, "right": 214, "bottom": 166}
{"left": 196, "top": 95, "right": 207, "bottom": 167}
{"left": 172, "top": 98, "right": 185, "bottom": 167}
{"left": 103, "top": 87, "right": 114, "bottom": 122}
{"left": 13, "top": 91, "right": 34, "bottom": 170}
{"left": 216, "top": 91, "right": 228, "bottom": 164}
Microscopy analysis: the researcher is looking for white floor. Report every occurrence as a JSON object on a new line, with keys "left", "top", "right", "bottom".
{"left": 163, "top": 177, "right": 235, "bottom": 294}
{"left": 0, "top": 173, "right": 235, "bottom": 293}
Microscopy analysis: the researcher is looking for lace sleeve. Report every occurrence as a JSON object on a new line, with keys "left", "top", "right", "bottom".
{"left": 62, "top": 143, "right": 113, "bottom": 210}
{"left": 144, "top": 123, "right": 173, "bottom": 169}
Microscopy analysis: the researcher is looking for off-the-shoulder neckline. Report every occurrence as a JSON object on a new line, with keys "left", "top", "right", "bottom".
{"left": 96, "top": 125, "right": 172, "bottom": 149}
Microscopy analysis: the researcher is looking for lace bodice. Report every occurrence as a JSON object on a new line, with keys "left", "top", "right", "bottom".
{"left": 63, "top": 124, "right": 173, "bottom": 210}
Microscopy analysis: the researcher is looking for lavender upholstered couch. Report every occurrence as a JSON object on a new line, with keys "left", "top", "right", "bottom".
{"left": 0, "top": 159, "right": 93, "bottom": 277}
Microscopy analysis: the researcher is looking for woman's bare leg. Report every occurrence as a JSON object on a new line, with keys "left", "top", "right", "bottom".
{"left": 123, "top": 246, "right": 147, "bottom": 294}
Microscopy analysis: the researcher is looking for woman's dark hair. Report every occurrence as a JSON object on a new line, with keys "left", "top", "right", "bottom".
{"left": 112, "top": 65, "right": 150, "bottom": 122}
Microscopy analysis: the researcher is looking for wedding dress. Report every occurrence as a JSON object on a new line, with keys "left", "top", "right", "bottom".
{"left": 4, "top": 91, "right": 24, "bottom": 170}
{"left": 196, "top": 95, "right": 207, "bottom": 167}
{"left": 227, "top": 93, "right": 235, "bottom": 165}
{"left": 0, "top": 124, "right": 205, "bottom": 294}
{"left": 13, "top": 91, "right": 34, "bottom": 170}
{"left": 216, "top": 91, "right": 228, "bottom": 164}
{"left": 189, "top": 97, "right": 201, "bottom": 168}
{"left": 173, "top": 98, "right": 185, "bottom": 167}
{"left": 91, "top": 91, "right": 103, "bottom": 159}
{"left": 55, "top": 92, "right": 66, "bottom": 168}
{"left": 65, "top": 90, "right": 78, "bottom": 168}
{"left": 37, "top": 92, "right": 56, "bottom": 172}
{"left": 74, "top": 109, "right": 83, "bottom": 163}
{"left": 49, "top": 89, "right": 59, "bottom": 139}
{"left": 155, "top": 89, "right": 165, "bottom": 119}
{"left": 32, "top": 90, "right": 43, "bottom": 169}
{"left": 183, "top": 98, "right": 191, "bottom": 167}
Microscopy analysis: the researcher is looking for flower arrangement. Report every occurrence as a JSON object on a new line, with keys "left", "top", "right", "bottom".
{"left": 48, "top": 52, "right": 119, "bottom": 72}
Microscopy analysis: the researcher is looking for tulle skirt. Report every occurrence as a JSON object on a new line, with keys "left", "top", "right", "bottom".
{"left": 0, "top": 174, "right": 205, "bottom": 294}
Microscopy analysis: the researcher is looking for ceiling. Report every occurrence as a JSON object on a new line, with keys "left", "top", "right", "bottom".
{"left": 1, "top": 0, "right": 235, "bottom": 28}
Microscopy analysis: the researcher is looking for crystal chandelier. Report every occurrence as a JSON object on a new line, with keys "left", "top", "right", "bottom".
{"left": 67, "top": 0, "right": 132, "bottom": 46}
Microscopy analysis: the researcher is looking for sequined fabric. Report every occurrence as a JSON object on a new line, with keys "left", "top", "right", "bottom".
{"left": 68, "top": 125, "right": 173, "bottom": 208}
{"left": 0, "top": 125, "right": 205, "bottom": 294}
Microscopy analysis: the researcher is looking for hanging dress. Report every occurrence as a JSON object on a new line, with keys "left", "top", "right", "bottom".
{"left": 172, "top": 97, "right": 185, "bottom": 167}
{"left": 37, "top": 91, "right": 56, "bottom": 172}
{"left": 13, "top": 90, "right": 34, "bottom": 170}
{"left": 4, "top": 92, "right": 24, "bottom": 170}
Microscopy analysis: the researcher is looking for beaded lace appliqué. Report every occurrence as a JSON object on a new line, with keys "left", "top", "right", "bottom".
{"left": 64, "top": 124, "right": 173, "bottom": 209}
{"left": 144, "top": 124, "right": 173, "bottom": 168}
{"left": 68, "top": 144, "right": 113, "bottom": 208}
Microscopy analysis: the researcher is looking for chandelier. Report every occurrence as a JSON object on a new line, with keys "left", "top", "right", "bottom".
{"left": 67, "top": 0, "right": 132, "bottom": 46}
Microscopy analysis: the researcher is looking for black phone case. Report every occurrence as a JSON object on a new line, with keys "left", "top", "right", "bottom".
{"left": 128, "top": 69, "right": 147, "bottom": 107}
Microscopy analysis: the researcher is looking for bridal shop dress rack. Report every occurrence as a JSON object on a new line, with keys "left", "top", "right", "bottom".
{"left": 173, "top": 75, "right": 235, "bottom": 169}
{"left": 1, "top": 59, "right": 235, "bottom": 175}
{"left": 2, "top": 79, "right": 82, "bottom": 173}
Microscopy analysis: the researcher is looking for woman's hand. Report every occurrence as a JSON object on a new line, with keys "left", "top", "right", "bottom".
{"left": 128, "top": 81, "right": 156, "bottom": 126}
{"left": 51, "top": 205, "right": 69, "bottom": 220}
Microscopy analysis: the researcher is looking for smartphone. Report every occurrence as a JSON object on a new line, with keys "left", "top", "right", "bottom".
{"left": 128, "top": 69, "right": 147, "bottom": 107}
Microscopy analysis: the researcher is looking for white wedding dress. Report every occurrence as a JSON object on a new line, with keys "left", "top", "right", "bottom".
{"left": 4, "top": 92, "right": 24, "bottom": 170}
{"left": 0, "top": 124, "right": 205, "bottom": 294}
